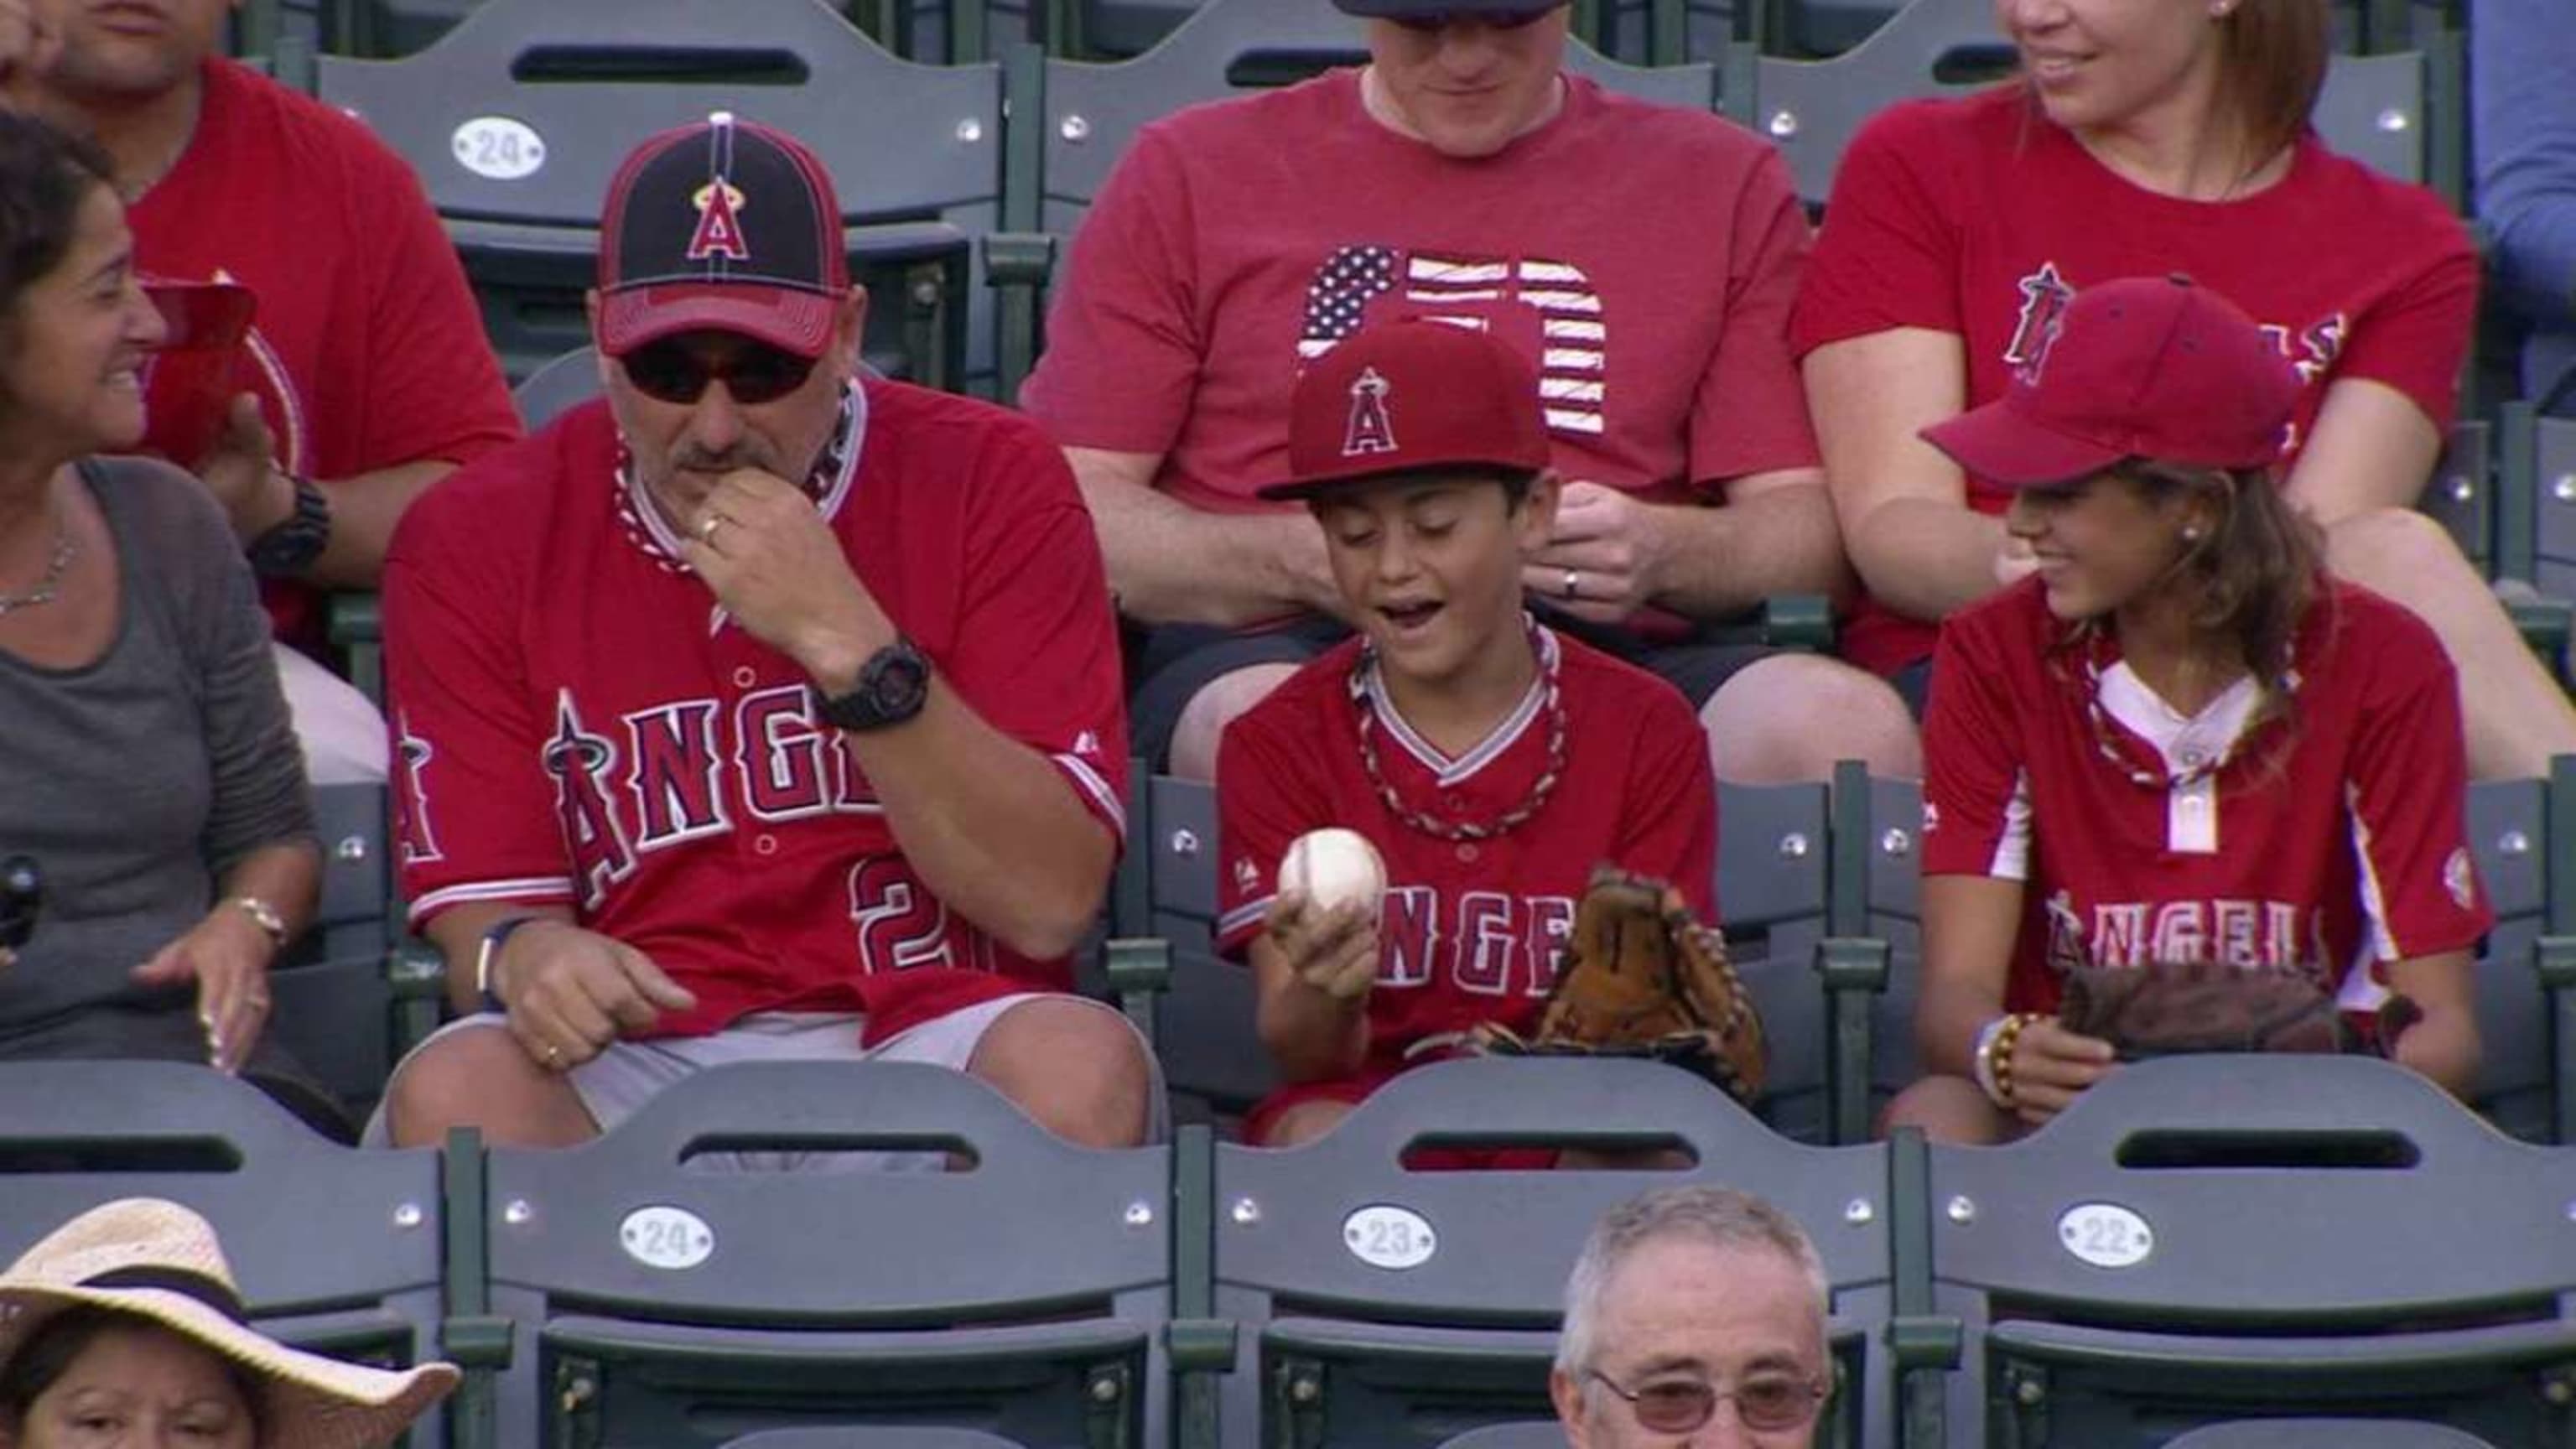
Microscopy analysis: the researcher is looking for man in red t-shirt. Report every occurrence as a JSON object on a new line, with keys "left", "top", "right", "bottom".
{"left": 3, "top": 0, "right": 519, "bottom": 780}
{"left": 1023, "top": 0, "right": 1917, "bottom": 790}
{"left": 369, "top": 116, "right": 1150, "bottom": 1158}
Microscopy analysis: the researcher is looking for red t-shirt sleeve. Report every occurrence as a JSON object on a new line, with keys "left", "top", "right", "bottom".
{"left": 1789, "top": 100, "right": 1970, "bottom": 358}
{"left": 948, "top": 423, "right": 1133, "bottom": 838}
{"left": 1920, "top": 601, "right": 2032, "bottom": 880}
{"left": 349, "top": 140, "right": 521, "bottom": 473}
{"left": 1020, "top": 127, "right": 1202, "bottom": 456}
{"left": 2330, "top": 219, "right": 2479, "bottom": 434}
{"left": 1611, "top": 688, "right": 1721, "bottom": 919}
{"left": 382, "top": 449, "right": 573, "bottom": 927}
{"left": 1688, "top": 148, "right": 1823, "bottom": 490}
{"left": 1214, "top": 704, "right": 1331, "bottom": 957}
{"left": 2344, "top": 610, "right": 2493, "bottom": 961}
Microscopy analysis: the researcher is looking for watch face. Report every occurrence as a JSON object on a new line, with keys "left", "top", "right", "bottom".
{"left": 822, "top": 639, "right": 932, "bottom": 731}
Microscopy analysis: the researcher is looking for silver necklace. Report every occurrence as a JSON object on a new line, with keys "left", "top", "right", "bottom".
{"left": 0, "top": 516, "right": 75, "bottom": 616}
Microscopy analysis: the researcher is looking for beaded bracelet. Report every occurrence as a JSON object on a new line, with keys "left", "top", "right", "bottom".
{"left": 1976, "top": 1012, "right": 2038, "bottom": 1110}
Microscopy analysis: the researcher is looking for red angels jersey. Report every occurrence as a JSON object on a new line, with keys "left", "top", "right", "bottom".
{"left": 1921, "top": 578, "right": 2491, "bottom": 1016}
{"left": 1216, "top": 628, "right": 1716, "bottom": 1069}
{"left": 383, "top": 381, "right": 1128, "bottom": 1044}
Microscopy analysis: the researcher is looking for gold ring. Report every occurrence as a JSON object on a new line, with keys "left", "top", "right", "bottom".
{"left": 1562, "top": 569, "right": 1580, "bottom": 600}
{"left": 697, "top": 512, "right": 726, "bottom": 543}
{"left": 542, "top": 1042, "right": 564, "bottom": 1067}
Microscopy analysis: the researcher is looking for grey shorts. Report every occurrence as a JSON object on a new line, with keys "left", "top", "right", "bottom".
{"left": 366, "top": 993, "right": 1167, "bottom": 1171}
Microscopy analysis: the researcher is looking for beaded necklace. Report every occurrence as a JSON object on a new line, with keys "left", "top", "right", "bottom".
{"left": 1350, "top": 618, "right": 1566, "bottom": 842}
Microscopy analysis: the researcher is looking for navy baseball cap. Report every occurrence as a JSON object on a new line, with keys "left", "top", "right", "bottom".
{"left": 596, "top": 112, "right": 849, "bottom": 361}
{"left": 1331, "top": 1, "right": 1568, "bottom": 16}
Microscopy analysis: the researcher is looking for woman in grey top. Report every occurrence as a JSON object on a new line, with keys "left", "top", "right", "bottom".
{"left": 0, "top": 114, "right": 327, "bottom": 1128}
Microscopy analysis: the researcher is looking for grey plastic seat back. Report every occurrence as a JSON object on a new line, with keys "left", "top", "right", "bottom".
{"left": 264, "top": 781, "right": 397, "bottom": 1120}
{"left": 1716, "top": 781, "right": 1834, "bottom": 1142}
{"left": 2418, "top": 420, "right": 2491, "bottom": 566}
{"left": 0, "top": 1062, "right": 444, "bottom": 1444}
{"left": 1928, "top": 1056, "right": 2576, "bottom": 1447}
{"left": 2464, "top": 773, "right": 2551, "bottom": 1140}
{"left": 2532, "top": 415, "right": 2576, "bottom": 599}
{"left": 481, "top": 1061, "right": 1171, "bottom": 1449}
{"left": 1433, "top": 1424, "right": 1568, "bottom": 1449}
{"left": 316, "top": 0, "right": 1006, "bottom": 389}
{"left": 2166, "top": 1420, "right": 2500, "bottom": 1449}
{"left": 512, "top": 345, "right": 604, "bottom": 432}
{"left": 1856, "top": 776, "right": 1926, "bottom": 1111}
{"left": 1141, "top": 772, "right": 1274, "bottom": 1118}
{"left": 1211, "top": 1057, "right": 1897, "bottom": 1449}
{"left": 719, "top": 1430, "right": 1030, "bottom": 1449}
{"left": 1041, "top": 0, "right": 1716, "bottom": 239}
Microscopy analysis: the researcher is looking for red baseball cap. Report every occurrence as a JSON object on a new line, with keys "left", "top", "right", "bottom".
{"left": 595, "top": 112, "right": 849, "bottom": 361}
{"left": 1920, "top": 274, "right": 2301, "bottom": 488}
{"left": 1258, "top": 319, "right": 1551, "bottom": 501}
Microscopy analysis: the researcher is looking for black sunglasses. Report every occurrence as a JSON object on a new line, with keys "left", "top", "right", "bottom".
{"left": 1389, "top": 7, "right": 1560, "bottom": 34}
{"left": 621, "top": 337, "right": 818, "bottom": 406}
{"left": 1589, "top": 1368, "right": 1828, "bottom": 1434}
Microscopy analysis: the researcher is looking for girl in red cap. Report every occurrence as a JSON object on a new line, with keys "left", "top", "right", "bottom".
{"left": 1886, "top": 277, "right": 2487, "bottom": 1144}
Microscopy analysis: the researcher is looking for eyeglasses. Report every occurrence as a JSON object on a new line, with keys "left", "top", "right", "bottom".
{"left": 1389, "top": 7, "right": 1561, "bottom": 34}
{"left": 620, "top": 337, "right": 818, "bottom": 406}
{"left": 1589, "top": 1368, "right": 1829, "bottom": 1434}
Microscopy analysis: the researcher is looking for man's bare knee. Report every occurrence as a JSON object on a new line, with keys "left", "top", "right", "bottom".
{"left": 1701, "top": 655, "right": 1922, "bottom": 784}
{"left": 384, "top": 1026, "right": 596, "bottom": 1149}
{"left": 969, "top": 998, "right": 1153, "bottom": 1149}
{"left": 1170, "top": 663, "right": 1302, "bottom": 782}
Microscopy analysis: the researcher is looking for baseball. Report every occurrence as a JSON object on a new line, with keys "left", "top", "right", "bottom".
{"left": 1279, "top": 828, "right": 1387, "bottom": 920}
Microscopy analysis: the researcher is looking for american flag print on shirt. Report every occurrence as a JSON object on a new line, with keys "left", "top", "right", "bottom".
{"left": 1297, "top": 245, "right": 1607, "bottom": 436}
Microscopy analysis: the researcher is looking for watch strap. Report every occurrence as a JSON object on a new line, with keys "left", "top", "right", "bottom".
{"left": 475, "top": 914, "right": 547, "bottom": 1013}
{"left": 248, "top": 472, "right": 332, "bottom": 579}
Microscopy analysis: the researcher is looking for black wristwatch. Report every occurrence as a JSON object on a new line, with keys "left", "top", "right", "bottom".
{"left": 817, "top": 636, "right": 932, "bottom": 732}
{"left": 247, "top": 472, "right": 331, "bottom": 579}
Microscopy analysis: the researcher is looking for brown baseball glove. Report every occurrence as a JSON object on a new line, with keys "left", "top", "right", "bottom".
{"left": 2056, "top": 959, "right": 2418, "bottom": 1060}
{"left": 1472, "top": 866, "right": 1765, "bottom": 1103}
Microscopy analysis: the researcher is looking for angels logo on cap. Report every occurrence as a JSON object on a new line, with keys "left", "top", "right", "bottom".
{"left": 595, "top": 111, "right": 849, "bottom": 361}
{"left": 1343, "top": 367, "right": 1399, "bottom": 459}
{"left": 687, "top": 180, "right": 750, "bottom": 263}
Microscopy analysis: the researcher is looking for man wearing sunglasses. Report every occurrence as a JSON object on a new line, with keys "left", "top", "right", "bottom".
{"left": 1024, "top": 0, "right": 1919, "bottom": 794}
{"left": 1553, "top": 1186, "right": 1834, "bottom": 1447}
{"left": 369, "top": 115, "right": 1151, "bottom": 1161}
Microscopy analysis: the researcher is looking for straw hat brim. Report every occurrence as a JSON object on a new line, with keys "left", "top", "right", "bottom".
{"left": 0, "top": 1283, "right": 457, "bottom": 1449}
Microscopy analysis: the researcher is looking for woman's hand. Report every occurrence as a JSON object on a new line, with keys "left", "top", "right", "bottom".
{"left": 1266, "top": 891, "right": 1380, "bottom": 1004}
{"left": 132, "top": 904, "right": 274, "bottom": 1075}
{"left": 2007, "top": 1017, "right": 2118, "bottom": 1126}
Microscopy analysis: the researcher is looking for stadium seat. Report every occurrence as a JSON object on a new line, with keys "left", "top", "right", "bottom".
{"left": 2498, "top": 401, "right": 2576, "bottom": 605}
{"left": 1199, "top": 1057, "right": 1912, "bottom": 1449}
{"left": 315, "top": 0, "right": 1019, "bottom": 395}
{"left": 2164, "top": 1420, "right": 2501, "bottom": 1449}
{"left": 1922, "top": 1055, "right": 2576, "bottom": 1447}
{"left": 472, "top": 1061, "right": 1175, "bottom": 1449}
{"left": 1124, "top": 772, "right": 1270, "bottom": 1125}
{"left": 2461, "top": 766, "right": 2558, "bottom": 1142}
{"left": 512, "top": 346, "right": 604, "bottom": 432}
{"left": 718, "top": 1430, "right": 1031, "bottom": 1449}
{"left": 1431, "top": 1423, "right": 1568, "bottom": 1449}
{"left": 264, "top": 780, "right": 405, "bottom": 1124}
{"left": 318, "top": 0, "right": 922, "bottom": 59}
{"left": 1807, "top": 764, "right": 1926, "bottom": 1147}
{"left": 1714, "top": 780, "right": 1837, "bottom": 1144}
{"left": 2418, "top": 421, "right": 2492, "bottom": 573}
{"left": 0, "top": 1061, "right": 449, "bottom": 1446}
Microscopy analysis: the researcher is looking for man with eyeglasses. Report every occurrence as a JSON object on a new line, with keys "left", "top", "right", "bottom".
{"left": 1553, "top": 1186, "right": 1833, "bottom": 1447}
{"left": 366, "top": 115, "right": 1153, "bottom": 1161}
{"left": 1024, "top": 0, "right": 1919, "bottom": 795}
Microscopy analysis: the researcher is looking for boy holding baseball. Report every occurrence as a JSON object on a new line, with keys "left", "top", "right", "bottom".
{"left": 1215, "top": 319, "right": 1719, "bottom": 1146}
